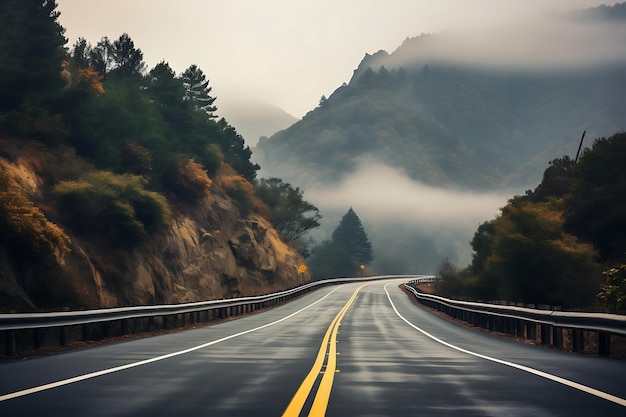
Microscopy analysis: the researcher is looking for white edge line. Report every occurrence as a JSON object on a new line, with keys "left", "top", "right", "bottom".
{"left": 383, "top": 282, "right": 626, "bottom": 408}
{"left": 0, "top": 287, "right": 340, "bottom": 402}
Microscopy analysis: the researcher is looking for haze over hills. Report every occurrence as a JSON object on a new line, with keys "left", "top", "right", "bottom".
{"left": 254, "top": 2, "right": 626, "bottom": 273}
{"left": 217, "top": 97, "right": 298, "bottom": 147}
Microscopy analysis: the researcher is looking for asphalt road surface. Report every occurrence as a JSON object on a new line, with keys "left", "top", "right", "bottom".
{"left": 1, "top": 279, "right": 625, "bottom": 416}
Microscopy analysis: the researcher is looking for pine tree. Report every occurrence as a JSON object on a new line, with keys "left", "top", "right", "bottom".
{"left": 110, "top": 33, "right": 145, "bottom": 77}
{"left": 332, "top": 207, "right": 373, "bottom": 265}
{"left": 0, "top": 0, "right": 67, "bottom": 112}
{"left": 182, "top": 64, "right": 217, "bottom": 116}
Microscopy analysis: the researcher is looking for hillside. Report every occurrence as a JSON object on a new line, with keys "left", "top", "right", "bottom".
{"left": 0, "top": 1, "right": 308, "bottom": 312}
{"left": 255, "top": 4, "right": 626, "bottom": 191}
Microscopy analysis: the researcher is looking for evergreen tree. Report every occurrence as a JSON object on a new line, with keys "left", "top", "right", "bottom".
{"left": 147, "top": 61, "right": 186, "bottom": 108}
{"left": 182, "top": 64, "right": 217, "bottom": 116}
{"left": 110, "top": 33, "right": 145, "bottom": 77}
{"left": 332, "top": 207, "right": 373, "bottom": 265}
{"left": 89, "top": 36, "right": 113, "bottom": 77}
{"left": 71, "top": 37, "right": 91, "bottom": 69}
{"left": 0, "top": 0, "right": 67, "bottom": 112}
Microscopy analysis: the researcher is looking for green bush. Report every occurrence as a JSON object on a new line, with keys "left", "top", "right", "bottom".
{"left": 53, "top": 171, "right": 169, "bottom": 247}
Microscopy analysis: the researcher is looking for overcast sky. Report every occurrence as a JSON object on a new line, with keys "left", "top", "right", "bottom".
{"left": 56, "top": 0, "right": 611, "bottom": 118}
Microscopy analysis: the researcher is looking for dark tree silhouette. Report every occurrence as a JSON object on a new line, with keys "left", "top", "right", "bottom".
{"left": 0, "top": 0, "right": 67, "bottom": 111}
{"left": 110, "top": 33, "right": 145, "bottom": 77}
{"left": 332, "top": 207, "right": 373, "bottom": 265}
{"left": 182, "top": 64, "right": 217, "bottom": 116}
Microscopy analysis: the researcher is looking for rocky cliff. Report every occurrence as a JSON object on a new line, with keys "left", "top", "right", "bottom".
{"left": 0, "top": 139, "right": 309, "bottom": 312}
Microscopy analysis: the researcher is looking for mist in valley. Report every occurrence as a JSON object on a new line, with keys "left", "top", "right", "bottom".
{"left": 301, "top": 162, "right": 519, "bottom": 274}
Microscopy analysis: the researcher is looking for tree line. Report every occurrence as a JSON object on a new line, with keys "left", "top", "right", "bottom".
{"left": 437, "top": 132, "right": 626, "bottom": 312}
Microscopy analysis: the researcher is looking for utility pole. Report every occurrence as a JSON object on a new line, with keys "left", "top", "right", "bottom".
{"left": 574, "top": 130, "right": 586, "bottom": 164}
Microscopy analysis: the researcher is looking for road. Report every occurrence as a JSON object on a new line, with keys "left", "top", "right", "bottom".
{"left": 1, "top": 279, "right": 625, "bottom": 416}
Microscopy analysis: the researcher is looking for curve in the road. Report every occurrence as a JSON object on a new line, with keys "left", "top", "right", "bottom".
{"left": 384, "top": 282, "right": 626, "bottom": 408}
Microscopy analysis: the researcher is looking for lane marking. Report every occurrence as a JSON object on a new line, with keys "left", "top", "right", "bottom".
{"left": 283, "top": 284, "right": 365, "bottom": 417}
{"left": 384, "top": 283, "right": 626, "bottom": 408}
{"left": 0, "top": 287, "right": 340, "bottom": 403}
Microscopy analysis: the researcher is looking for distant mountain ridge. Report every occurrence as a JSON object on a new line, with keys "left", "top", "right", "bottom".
{"left": 255, "top": 3, "right": 626, "bottom": 191}
{"left": 217, "top": 99, "right": 298, "bottom": 147}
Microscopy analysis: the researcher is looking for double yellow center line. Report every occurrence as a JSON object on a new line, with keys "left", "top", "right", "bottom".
{"left": 282, "top": 284, "right": 367, "bottom": 417}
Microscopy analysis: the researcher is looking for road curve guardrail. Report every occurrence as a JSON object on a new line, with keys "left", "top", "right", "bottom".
{"left": 404, "top": 281, "right": 626, "bottom": 356}
{"left": 0, "top": 274, "right": 424, "bottom": 356}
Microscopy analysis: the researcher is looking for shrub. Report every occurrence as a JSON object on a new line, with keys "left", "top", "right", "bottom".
{"left": 53, "top": 171, "right": 169, "bottom": 247}
{"left": 169, "top": 158, "right": 212, "bottom": 201}
{"left": 0, "top": 171, "right": 71, "bottom": 259}
{"left": 215, "top": 167, "right": 255, "bottom": 217}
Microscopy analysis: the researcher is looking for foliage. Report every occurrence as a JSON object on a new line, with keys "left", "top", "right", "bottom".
{"left": 463, "top": 133, "right": 626, "bottom": 308}
{"left": 109, "top": 33, "right": 145, "bottom": 78}
{"left": 53, "top": 171, "right": 169, "bottom": 247}
{"left": 525, "top": 156, "right": 575, "bottom": 202}
{"left": 182, "top": 64, "right": 217, "bottom": 116}
{"left": 598, "top": 264, "right": 626, "bottom": 312}
{"left": 564, "top": 133, "right": 626, "bottom": 263}
{"left": 466, "top": 198, "right": 602, "bottom": 307}
{"left": 170, "top": 158, "right": 212, "bottom": 201}
{"left": 307, "top": 240, "right": 354, "bottom": 279}
{"left": 477, "top": 200, "right": 600, "bottom": 307}
{"left": 214, "top": 169, "right": 256, "bottom": 217}
{"left": 0, "top": 171, "right": 71, "bottom": 259}
{"left": 0, "top": 0, "right": 67, "bottom": 113}
{"left": 332, "top": 208, "right": 373, "bottom": 265}
{"left": 254, "top": 177, "right": 321, "bottom": 242}
{"left": 435, "top": 257, "right": 462, "bottom": 297}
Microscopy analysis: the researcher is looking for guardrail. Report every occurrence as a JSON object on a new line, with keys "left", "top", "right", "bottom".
{"left": 0, "top": 274, "right": 421, "bottom": 357}
{"left": 404, "top": 282, "right": 626, "bottom": 356}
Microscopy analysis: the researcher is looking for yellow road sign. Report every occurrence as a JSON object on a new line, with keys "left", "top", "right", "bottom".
{"left": 298, "top": 264, "right": 308, "bottom": 273}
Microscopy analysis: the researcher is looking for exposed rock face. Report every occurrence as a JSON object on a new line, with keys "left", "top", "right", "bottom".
{"left": 0, "top": 142, "right": 309, "bottom": 312}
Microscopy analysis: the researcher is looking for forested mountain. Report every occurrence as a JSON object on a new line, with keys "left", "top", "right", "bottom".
{"left": 255, "top": 4, "right": 626, "bottom": 191}
{"left": 254, "top": 2, "right": 626, "bottom": 275}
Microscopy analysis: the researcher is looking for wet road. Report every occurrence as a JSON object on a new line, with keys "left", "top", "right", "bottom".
{"left": 1, "top": 279, "right": 625, "bottom": 416}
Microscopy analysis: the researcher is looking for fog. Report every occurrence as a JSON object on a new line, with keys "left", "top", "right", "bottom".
{"left": 303, "top": 162, "right": 520, "bottom": 272}
{"left": 382, "top": 8, "right": 626, "bottom": 70}
{"left": 56, "top": 0, "right": 614, "bottom": 118}
{"left": 306, "top": 163, "right": 511, "bottom": 227}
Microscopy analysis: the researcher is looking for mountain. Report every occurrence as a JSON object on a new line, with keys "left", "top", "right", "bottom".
{"left": 217, "top": 98, "right": 298, "bottom": 147}
{"left": 253, "top": 3, "right": 626, "bottom": 274}
{"left": 255, "top": 5, "right": 626, "bottom": 191}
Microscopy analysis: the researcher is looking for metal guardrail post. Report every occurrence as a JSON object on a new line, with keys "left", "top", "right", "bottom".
{"left": 540, "top": 324, "right": 551, "bottom": 345}
{"left": 553, "top": 327, "right": 563, "bottom": 349}
{"left": 82, "top": 324, "right": 91, "bottom": 341}
{"left": 599, "top": 332, "right": 611, "bottom": 356}
{"left": 60, "top": 326, "right": 69, "bottom": 346}
{"left": 572, "top": 329, "right": 584, "bottom": 353}
{"left": 4, "top": 330, "right": 16, "bottom": 356}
